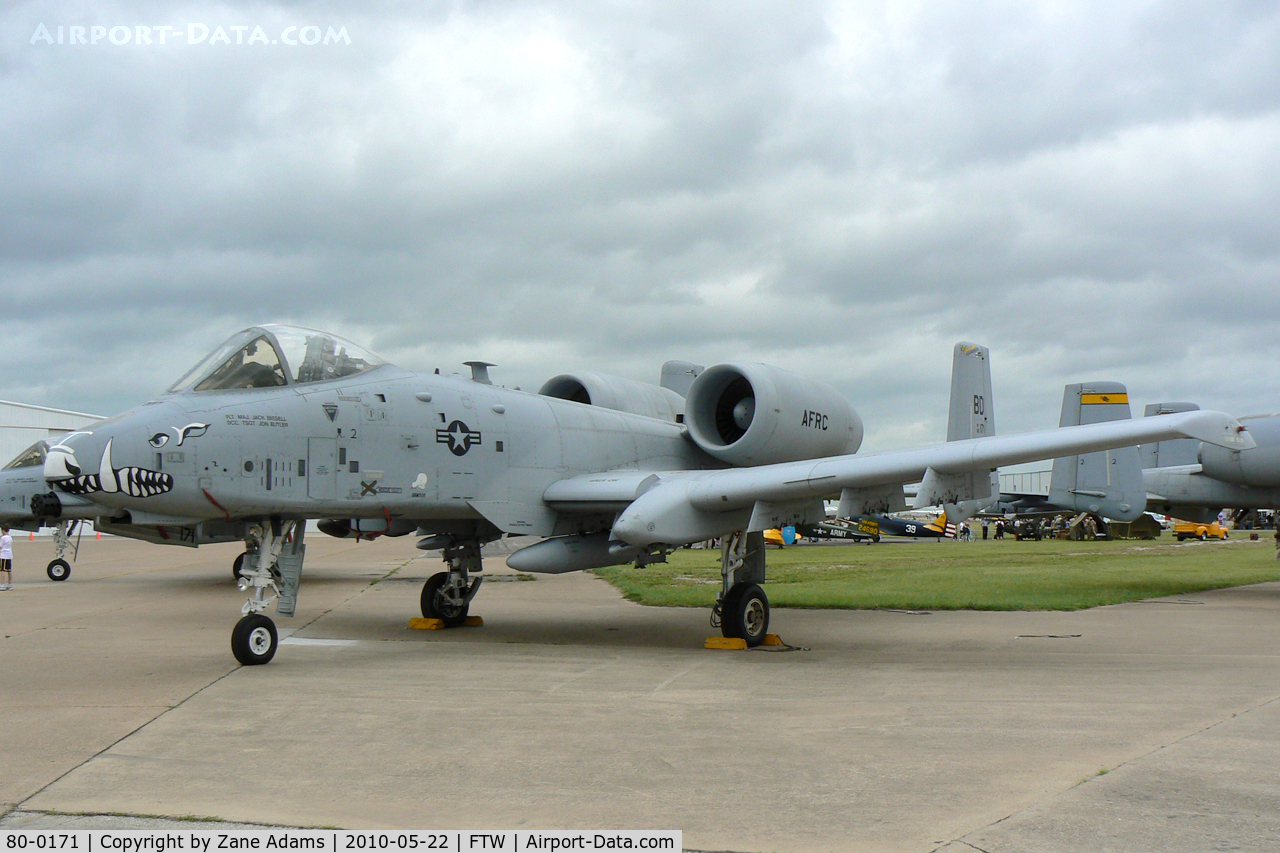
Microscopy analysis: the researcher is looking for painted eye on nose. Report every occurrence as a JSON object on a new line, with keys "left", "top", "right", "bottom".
{"left": 149, "top": 433, "right": 169, "bottom": 448}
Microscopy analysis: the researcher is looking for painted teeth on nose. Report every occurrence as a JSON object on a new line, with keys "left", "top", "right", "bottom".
{"left": 115, "top": 468, "right": 174, "bottom": 497}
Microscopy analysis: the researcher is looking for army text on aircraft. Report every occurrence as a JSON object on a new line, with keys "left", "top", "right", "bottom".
{"left": 35, "top": 326, "right": 1255, "bottom": 665}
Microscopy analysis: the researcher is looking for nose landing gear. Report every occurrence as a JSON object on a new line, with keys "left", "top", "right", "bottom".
{"left": 46, "top": 520, "right": 81, "bottom": 581}
{"left": 231, "top": 519, "right": 303, "bottom": 666}
{"left": 231, "top": 613, "right": 279, "bottom": 665}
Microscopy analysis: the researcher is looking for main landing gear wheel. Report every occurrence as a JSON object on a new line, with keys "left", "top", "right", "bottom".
{"left": 721, "top": 582, "right": 770, "bottom": 647}
{"left": 421, "top": 571, "right": 469, "bottom": 628}
{"left": 233, "top": 552, "right": 249, "bottom": 580}
{"left": 231, "top": 613, "right": 279, "bottom": 666}
{"left": 47, "top": 558, "right": 71, "bottom": 581}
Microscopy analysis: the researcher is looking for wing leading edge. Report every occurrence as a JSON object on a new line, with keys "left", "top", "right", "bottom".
{"left": 597, "top": 409, "right": 1253, "bottom": 548}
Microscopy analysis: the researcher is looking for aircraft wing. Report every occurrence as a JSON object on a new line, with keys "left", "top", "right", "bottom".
{"left": 588, "top": 409, "right": 1252, "bottom": 547}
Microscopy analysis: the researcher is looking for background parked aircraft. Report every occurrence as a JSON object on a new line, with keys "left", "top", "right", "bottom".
{"left": 0, "top": 440, "right": 104, "bottom": 580}
{"left": 1049, "top": 394, "right": 1280, "bottom": 524}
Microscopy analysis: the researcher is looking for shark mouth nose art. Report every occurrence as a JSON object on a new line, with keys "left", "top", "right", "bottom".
{"left": 50, "top": 438, "right": 174, "bottom": 498}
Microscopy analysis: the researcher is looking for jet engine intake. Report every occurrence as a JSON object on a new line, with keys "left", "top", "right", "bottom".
{"left": 684, "top": 363, "right": 863, "bottom": 466}
{"left": 539, "top": 372, "right": 685, "bottom": 422}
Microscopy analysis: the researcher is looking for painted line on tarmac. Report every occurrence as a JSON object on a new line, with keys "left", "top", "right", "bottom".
{"left": 281, "top": 637, "right": 359, "bottom": 647}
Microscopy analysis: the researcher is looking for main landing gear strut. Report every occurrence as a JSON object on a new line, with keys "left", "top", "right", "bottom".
{"left": 46, "top": 519, "right": 81, "bottom": 581}
{"left": 421, "top": 539, "right": 484, "bottom": 627}
{"left": 231, "top": 519, "right": 304, "bottom": 666}
{"left": 711, "top": 530, "right": 770, "bottom": 647}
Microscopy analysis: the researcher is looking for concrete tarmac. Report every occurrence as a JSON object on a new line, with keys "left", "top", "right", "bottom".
{"left": 2, "top": 535, "right": 1280, "bottom": 852}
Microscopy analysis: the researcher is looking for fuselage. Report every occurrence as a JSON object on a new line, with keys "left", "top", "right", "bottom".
{"left": 43, "top": 365, "right": 719, "bottom": 536}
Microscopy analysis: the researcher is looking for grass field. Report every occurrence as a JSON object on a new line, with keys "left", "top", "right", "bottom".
{"left": 594, "top": 536, "right": 1280, "bottom": 611}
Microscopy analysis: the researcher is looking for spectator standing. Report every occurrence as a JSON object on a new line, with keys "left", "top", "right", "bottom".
{"left": 0, "top": 525, "right": 11, "bottom": 590}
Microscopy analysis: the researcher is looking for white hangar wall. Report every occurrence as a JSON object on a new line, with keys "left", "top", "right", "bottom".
{"left": 0, "top": 400, "right": 104, "bottom": 466}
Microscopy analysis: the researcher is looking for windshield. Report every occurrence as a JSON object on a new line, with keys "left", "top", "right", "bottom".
{"left": 168, "top": 325, "right": 387, "bottom": 393}
{"left": 3, "top": 440, "right": 47, "bottom": 470}
{"left": 195, "top": 334, "right": 288, "bottom": 391}
{"left": 168, "top": 330, "right": 258, "bottom": 393}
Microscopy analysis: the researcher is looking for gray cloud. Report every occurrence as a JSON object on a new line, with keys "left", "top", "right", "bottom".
{"left": 2, "top": 1, "right": 1278, "bottom": 452}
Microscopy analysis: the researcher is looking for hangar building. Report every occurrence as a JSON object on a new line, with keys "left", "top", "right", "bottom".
{"left": 0, "top": 400, "right": 104, "bottom": 466}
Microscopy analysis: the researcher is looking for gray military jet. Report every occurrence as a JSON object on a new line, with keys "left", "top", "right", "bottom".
{"left": 32, "top": 324, "right": 1254, "bottom": 665}
{"left": 1048, "top": 391, "right": 1280, "bottom": 523}
{"left": 0, "top": 439, "right": 107, "bottom": 580}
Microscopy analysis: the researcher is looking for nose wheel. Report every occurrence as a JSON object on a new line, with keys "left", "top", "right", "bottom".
{"left": 45, "top": 520, "right": 80, "bottom": 582}
{"left": 229, "top": 520, "right": 301, "bottom": 665}
{"left": 231, "top": 613, "right": 279, "bottom": 665}
{"left": 47, "top": 558, "right": 71, "bottom": 581}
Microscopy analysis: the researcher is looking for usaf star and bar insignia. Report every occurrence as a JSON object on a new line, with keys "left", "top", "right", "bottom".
{"left": 436, "top": 420, "right": 481, "bottom": 456}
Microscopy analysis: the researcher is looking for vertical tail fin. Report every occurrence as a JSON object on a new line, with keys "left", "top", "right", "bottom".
{"left": 660, "top": 360, "right": 703, "bottom": 399}
{"left": 926, "top": 510, "right": 958, "bottom": 537}
{"left": 1139, "top": 402, "right": 1201, "bottom": 468}
{"left": 947, "top": 343, "right": 995, "bottom": 441}
{"left": 1048, "top": 383, "right": 1145, "bottom": 521}
{"left": 934, "top": 342, "right": 997, "bottom": 522}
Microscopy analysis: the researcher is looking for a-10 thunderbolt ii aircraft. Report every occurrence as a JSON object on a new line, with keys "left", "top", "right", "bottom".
{"left": 30, "top": 325, "right": 1254, "bottom": 665}
{"left": 0, "top": 439, "right": 104, "bottom": 580}
{"left": 1044, "top": 388, "right": 1280, "bottom": 524}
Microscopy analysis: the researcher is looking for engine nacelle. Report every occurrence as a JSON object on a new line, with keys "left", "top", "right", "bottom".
{"left": 684, "top": 363, "right": 863, "bottom": 466}
{"left": 539, "top": 372, "right": 684, "bottom": 422}
{"left": 1199, "top": 414, "right": 1280, "bottom": 487}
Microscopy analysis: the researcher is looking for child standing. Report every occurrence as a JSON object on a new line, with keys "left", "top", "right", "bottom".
{"left": 0, "top": 525, "right": 11, "bottom": 589}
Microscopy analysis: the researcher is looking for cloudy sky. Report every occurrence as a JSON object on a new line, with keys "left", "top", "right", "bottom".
{"left": 3, "top": 1, "right": 1278, "bottom": 451}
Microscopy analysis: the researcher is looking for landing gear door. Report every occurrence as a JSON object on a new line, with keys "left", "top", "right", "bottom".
{"left": 307, "top": 438, "right": 337, "bottom": 501}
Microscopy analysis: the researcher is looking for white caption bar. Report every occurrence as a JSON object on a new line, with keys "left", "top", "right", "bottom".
{"left": 1, "top": 831, "right": 681, "bottom": 853}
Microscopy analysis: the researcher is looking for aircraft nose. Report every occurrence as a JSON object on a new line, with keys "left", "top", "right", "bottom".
{"left": 44, "top": 431, "right": 101, "bottom": 494}
{"left": 43, "top": 446, "right": 81, "bottom": 479}
{"left": 43, "top": 404, "right": 183, "bottom": 500}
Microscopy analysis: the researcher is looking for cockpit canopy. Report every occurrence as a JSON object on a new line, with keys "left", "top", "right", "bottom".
{"left": 3, "top": 440, "right": 47, "bottom": 470}
{"left": 168, "top": 325, "right": 387, "bottom": 393}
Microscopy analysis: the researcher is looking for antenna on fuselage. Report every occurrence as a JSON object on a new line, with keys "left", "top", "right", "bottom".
{"left": 464, "top": 361, "right": 495, "bottom": 384}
